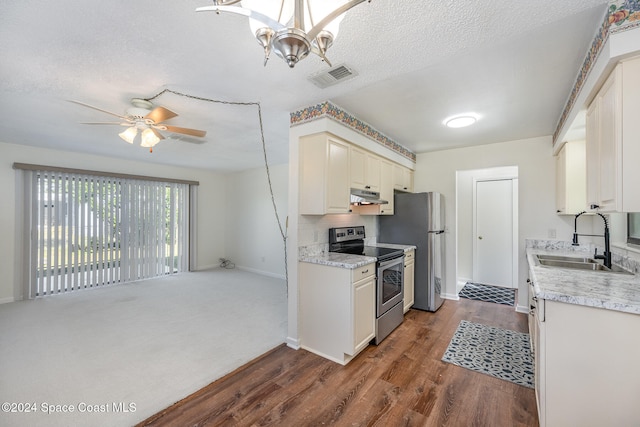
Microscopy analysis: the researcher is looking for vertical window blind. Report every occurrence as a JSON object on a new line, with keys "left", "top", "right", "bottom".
{"left": 25, "top": 168, "right": 190, "bottom": 297}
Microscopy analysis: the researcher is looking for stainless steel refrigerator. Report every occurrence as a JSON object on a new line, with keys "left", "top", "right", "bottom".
{"left": 378, "top": 192, "right": 445, "bottom": 312}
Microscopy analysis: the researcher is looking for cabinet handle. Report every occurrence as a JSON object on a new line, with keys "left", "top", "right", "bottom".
{"left": 365, "top": 185, "right": 371, "bottom": 189}
{"left": 362, "top": 269, "right": 369, "bottom": 274}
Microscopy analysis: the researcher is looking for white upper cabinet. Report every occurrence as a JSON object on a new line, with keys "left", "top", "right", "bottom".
{"left": 354, "top": 158, "right": 395, "bottom": 216}
{"left": 585, "top": 55, "right": 640, "bottom": 212}
{"left": 556, "top": 140, "right": 586, "bottom": 215}
{"left": 350, "top": 146, "right": 381, "bottom": 192}
{"left": 299, "top": 132, "right": 351, "bottom": 215}
{"left": 299, "top": 132, "right": 415, "bottom": 216}
{"left": 393, "top": 163, "right": 414, "bottom": 192}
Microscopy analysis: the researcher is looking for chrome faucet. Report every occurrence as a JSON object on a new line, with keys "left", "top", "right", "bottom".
{"left": 572, "top": 211, "right": 612, "bottom": 268}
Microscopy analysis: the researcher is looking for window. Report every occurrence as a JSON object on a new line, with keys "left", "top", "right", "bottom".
{"left": 628, "top": 213, "right": 640, "bottom": 246}
{"left": 20, "top": 166, "right": 193, "bottom": 297}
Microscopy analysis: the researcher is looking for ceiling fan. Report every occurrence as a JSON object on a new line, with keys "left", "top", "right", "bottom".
{"left": 69, "top": 98, "right": 207, "bottom": 152}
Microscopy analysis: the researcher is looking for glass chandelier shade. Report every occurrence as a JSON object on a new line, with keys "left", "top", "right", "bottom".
{"left": 196, "top": 0, "right": 367, "bottom": 68}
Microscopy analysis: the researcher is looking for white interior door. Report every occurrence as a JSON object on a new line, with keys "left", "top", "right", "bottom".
{"left": 473, "top": 179, "right": 514, "bottom": 288}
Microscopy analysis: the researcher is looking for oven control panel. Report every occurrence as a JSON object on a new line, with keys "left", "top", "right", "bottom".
{"left": 329, "top": 226, "right": 365, "bottom": 243}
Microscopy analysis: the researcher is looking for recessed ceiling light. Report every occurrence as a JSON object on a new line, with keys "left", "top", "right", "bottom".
{"left": 444, "top": 114, "right": 480, "bottom": 128}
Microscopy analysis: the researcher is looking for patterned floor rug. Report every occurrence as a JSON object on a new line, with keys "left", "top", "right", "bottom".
{"left": 459, "top": 282, "right": 515, "bottom": 306}
{"left": 442, "top": 320, "right": 534, "bottom": 388}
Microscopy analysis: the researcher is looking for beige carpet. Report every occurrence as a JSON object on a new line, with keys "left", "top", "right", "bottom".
{"left": 0, "top": 268, "right": 287, "bottom": 427}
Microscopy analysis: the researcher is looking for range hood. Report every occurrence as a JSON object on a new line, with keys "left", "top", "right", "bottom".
{"left": 350, "top": 188, "right": 388, "bottom": 205}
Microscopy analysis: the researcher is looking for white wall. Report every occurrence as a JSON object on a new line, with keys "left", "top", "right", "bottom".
{"left": 224, "top": 164, "right": 289, "bottom": 279}
{"left": 415, "top": 136, "right": 590, "bottom": 311}
{"left": 0, "top": 141, "right": 226, "bottom": 302}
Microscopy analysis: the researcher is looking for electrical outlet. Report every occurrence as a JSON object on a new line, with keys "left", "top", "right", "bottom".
{"left": 313, "top": 230, "right": 318, "bottom": 242}
{"left": 261, "top": 256, "right": 265, "bottom": 262}
{"left": 548, "top": 229, "right": 556, "bottom": 239}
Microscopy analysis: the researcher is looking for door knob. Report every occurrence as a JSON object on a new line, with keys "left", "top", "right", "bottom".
{"left": 478, "top": 236, "right": 483, "bottom": 240}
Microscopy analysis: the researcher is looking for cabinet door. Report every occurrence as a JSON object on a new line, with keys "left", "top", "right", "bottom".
{"left": 405, "top": 169, "right": 414, "bottom": 192}
{"left": 366, "top": 153, "right": 381, "bottom": 192}
{"left": 350, "top": 146, "right": 367, "bottom": 190}
{"left": 585, "top": 99, "right": 600, "bottom": 209}
{"left": 393, "top": 164, "right": 414, "bottom": 192}
{"left": 556, "top": 145, "right": 567, "bottom": 214}
{"left": 352, "top": 275, "right": 375, "bottom": 354}
{"left": 403, "top": 259, "right": 415, "bottom": 313}
{"left": 379, "top": 160, "right": 394, "bottom": 215}
{"left": 299, "top": 133, "right": 350, "bottom": 215}
{"left": 326, "top": 137, "right": 351, "bottom": 213}
{"left": 556, "top": 141, "right": 586, "bottom": 215}
{"left": 597, "top": 70, "right": 620, "bottom": 211}
{"left": 535, "top": 306, "right": 545, "bottom": 427}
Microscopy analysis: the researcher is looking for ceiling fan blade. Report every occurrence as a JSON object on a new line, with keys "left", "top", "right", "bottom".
{"left": 68, "top": 100, "right": 128, "bottom": 120}
{"left": 145, "top": 106, "right": 177, "bottom": 124}
{"left": 162, "top": 125, "right": 207, "bottom": 138}
{"left": 80, "top": 122, "right": 131, "bottom": 126}
{"left": 150, "top": 127, "right": 165, "bottom": 140}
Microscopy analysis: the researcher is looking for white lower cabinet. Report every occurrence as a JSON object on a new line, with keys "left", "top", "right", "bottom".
{"left": 403, "top": 249, "right": 415, "bottom": 313}
{"left": 534, "top": 299, "right": 640, "bottom": 426}
{"left": 299, "top": 261, "right": 376, "bottom": 365}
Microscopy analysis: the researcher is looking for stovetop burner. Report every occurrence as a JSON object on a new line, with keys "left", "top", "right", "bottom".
{"left": 328, "top": 226, "right": 404, "bottom": 262}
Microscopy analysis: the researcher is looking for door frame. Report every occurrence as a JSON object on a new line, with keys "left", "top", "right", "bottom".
{"left": 472, "top": 177, "right": 519, "bottom": 289}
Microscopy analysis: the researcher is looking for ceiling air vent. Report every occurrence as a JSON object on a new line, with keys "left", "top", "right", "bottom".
{"left": 308, "top": 64, "right": 358, "bottom": 88}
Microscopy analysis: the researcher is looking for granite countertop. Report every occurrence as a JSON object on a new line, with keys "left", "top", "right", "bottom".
{"left": 375, "top": 243, "right": 417, "bottom": 251}
{"left": 298, "top": 243, "right": 416, "bottom": 269}
{"left": 526, "top": 248, "right": 640, "bottom": 315}
{"left": 299, "top": 252, "right": 376, "bottom": 269}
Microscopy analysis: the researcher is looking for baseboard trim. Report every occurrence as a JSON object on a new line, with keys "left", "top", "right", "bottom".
{"left": 286, "top": 336, "right": 300, "bottom": 350}
{"left": 237, "top": 266, "right": 286, "bottom": 280}
{"left": 196, "top": 264, "right": 218, "bottom": 271}
{"left": 442, "top": 292, "right": 460, "bottom": 301}
{"left": 0, "top": 296, "right": 15, "bottom": 305}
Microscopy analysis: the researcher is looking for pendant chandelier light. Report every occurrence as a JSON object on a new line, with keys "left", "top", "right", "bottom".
{"left": 197, "top": 0, "right": 369, "bottom": 68}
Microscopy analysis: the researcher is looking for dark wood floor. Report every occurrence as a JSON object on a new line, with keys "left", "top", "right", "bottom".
{"left": 137, "top": 297, "right": 538, "bottom": 427}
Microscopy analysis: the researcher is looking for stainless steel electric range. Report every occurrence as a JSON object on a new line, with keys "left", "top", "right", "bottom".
{"left": 329, "top": 226, "right": 405, "bottom": 344}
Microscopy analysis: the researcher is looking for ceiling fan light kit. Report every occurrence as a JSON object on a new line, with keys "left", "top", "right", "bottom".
{"left": 196, "top": 0, "right": 369, "bottom": 68}
{"left": 118, "top": 127, "right": 138, "bottom": 144}
{"left": 70, "top": 99, "right": 207, "bottom": 153}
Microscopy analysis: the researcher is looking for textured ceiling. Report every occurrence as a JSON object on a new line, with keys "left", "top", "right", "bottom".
{"left": 0, "top": 0, "right": 608, "bottom": 172}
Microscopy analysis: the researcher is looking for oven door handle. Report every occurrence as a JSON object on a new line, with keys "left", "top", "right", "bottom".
{"left": 378, "top": 255, "right": 405, "bottom": 269}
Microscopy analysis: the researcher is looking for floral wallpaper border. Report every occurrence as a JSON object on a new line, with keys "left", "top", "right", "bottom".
{"left": 553, "top": 0, "right": 640, "bottom": 144}
{"left": 290, "top": 101, "right": 416, "bottom": 162}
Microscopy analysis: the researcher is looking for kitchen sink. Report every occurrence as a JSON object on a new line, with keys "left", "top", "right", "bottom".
{"left": 535, "top": 254, "right": 634, "bottom": 275}
{"left": 536, "top": 254, "right": 595, "bottom": 263}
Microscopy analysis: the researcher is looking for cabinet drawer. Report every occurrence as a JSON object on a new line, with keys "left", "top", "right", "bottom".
{"left": 353, "top": 263, "right": 375, "bottom": 281}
